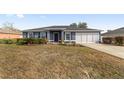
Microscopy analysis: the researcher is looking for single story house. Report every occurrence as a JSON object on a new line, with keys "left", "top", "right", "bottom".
{"left": 22, "top": 26, "right": 102, "bottom": 44}
{"left": 102, "top": 27, "right": 124, "bottom": 37}
{"left": 0, "top": 28, "right": 22, "bottom": 39}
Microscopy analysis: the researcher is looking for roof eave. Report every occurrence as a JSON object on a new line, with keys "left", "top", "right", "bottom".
{"left": 64, "top": 29, "right": 103, "bottom": 32}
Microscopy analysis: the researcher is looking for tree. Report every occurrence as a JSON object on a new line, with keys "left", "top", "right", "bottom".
{"left": 69, "top": 23, "right": 78, "bottom": 28}
{"left": 78, "top": 22, "right": 87, "bottom": 28}
{"left": 2, "top": 22, "right": 14, "bottom": 30}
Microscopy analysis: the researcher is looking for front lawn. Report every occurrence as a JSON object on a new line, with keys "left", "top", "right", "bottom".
{"left": 0, "top": 44, "right": 124, "bottom": 79}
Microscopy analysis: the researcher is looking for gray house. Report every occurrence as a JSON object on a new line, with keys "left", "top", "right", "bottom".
{"left": 22, "top": 25, "right": 102, "bottom": 44}
{"left": 102, "top": 27, "right": 124, "bottom": 37}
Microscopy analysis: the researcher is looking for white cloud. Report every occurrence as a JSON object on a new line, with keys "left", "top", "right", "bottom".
{"left": 16, "top": 14, "right": 24, "bottom": 18}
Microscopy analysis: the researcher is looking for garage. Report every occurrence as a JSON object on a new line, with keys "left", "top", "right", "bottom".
{"left": 76, "top": 32, "right": 100, "bottom": 43}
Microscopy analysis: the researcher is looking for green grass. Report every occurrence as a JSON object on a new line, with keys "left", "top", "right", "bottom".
{"left": 0, "top": 44, "right": 124, "bottom": 79}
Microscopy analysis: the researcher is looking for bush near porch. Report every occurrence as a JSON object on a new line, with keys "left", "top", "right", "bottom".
{"left": 0, "top": 38, "right": 48, "bottom": 45}
{"left": 16, "top": 38, "right": 48, "bottom": 45}
{"left": 102, "top": 36, "right": 124, "bottom": 46}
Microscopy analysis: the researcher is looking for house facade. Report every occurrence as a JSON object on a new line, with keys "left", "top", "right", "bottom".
{"left": 0, "top": 28, "right": 22, "bottom": 39}
{"left": 22, "top": 26, "right": 102, "bottom": 44}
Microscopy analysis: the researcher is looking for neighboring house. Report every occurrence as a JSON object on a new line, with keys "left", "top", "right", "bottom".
{"left": 22, "top": 25, "right": 102, "bottom": 44}
{"left": 0, "top": 28, "right": 22, "bottom": 39}
{"left": 102, "top": 27, "right": 124, "bottom": 37}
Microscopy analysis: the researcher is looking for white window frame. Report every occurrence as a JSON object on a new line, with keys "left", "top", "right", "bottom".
{"left": 65, "top": 32, "right": 71, "bottom": 41}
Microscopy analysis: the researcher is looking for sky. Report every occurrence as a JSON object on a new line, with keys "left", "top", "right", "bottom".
{"left": 0, "top": 14, "right": 124, "bottom": 32}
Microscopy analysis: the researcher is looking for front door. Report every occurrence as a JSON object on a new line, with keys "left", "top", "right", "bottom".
{"left": 54, "top": 33, "right": 59, "bottom": 42}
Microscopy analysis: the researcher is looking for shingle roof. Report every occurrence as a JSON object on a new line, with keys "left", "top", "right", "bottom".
{"left": 22, "top": 25, "right": 102, "bottom": 32}
{"left": 102, "top": 27, "right": 124, "bottom": 37}
{"left": 0, "top": 28, "right": 22, "bottom": 34}
{"left": 65, "top": 27, "right": 102, "bottom": 32}
{"left": 44, "top": 25, "right": 69, "bottom": 28}
{"left": 23, "top": 25, "right": 69, "bottom": 31}
{"left": 66, "top": 27, "right": 98, "bottom": 30}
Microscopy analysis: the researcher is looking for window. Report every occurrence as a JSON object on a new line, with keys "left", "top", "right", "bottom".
{"left": 66, "top": 33, "right": 70, "bottom": 40}
{"left": 71, "top": 32, "right": 75, "bottom": 40}
{"left": 50, "top": 32, "right": 53, "bottom": 40}
{"left": 34, "top": 32, "right": 40, "bottom": 38}
{"left": 23, "top": 32, "right": 28, "bottom": 38}
{"left": 40, "top": 32, "right": 46, "bottom": 38}
{"left": 29, "top": 32, "right": 33, "bottom": 38}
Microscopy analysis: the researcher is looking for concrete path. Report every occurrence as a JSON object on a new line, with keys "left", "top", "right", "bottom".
{"left": 82, "top": 43, "right": 124, "bottom": 59}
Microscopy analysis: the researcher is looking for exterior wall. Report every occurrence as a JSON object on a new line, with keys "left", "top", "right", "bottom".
{"left": 23, "top": 31, "right": 76, "bottom": 43}
{"left": 22, "top": 31, "right": 101, "bottom": 44}
{"left": 0, "top": 33, "right": 22, "bottom": 39}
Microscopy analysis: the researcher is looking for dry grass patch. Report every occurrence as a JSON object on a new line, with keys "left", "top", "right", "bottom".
{"left": 0, "top": 44, "right": 124, "bottom": 79}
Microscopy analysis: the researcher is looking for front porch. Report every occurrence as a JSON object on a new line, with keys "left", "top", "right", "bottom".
{"left": 47, "top": 30, "right": 76, "bottom": 43}
{"left": 47, "top": 30, "right": 63, "bottom": 42}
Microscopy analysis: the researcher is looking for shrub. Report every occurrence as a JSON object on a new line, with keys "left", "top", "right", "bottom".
{"left": 0, "top": 39, "right": 17, "bottom": 44}
{"left": 6, "top": 39, "right": 13, "bottom": 44}
{"left": 16, "top": 38, "right": 48, "bottom": 45}
{"left": 115, "top": 36, "right": 124, "bottom": 46}
{"left": 16, "top": 38, "right": 33, "bottom": 45}
{"left": 0, "top": 39, "right": 5, "bottom": 44}
{"left": 16, "top": 39, "right": 27, "bottom": 45}
{"left": 102, "top": 37, "right": 113, "bottom": 44}
{"left": 40, "top": 38, "right": 48, "bottom": 44}
{"left": 3, "top": 40, "right": 8, "bottom": 44}
{"left": 33, "top": 38, "right": 41, "bottom": 44}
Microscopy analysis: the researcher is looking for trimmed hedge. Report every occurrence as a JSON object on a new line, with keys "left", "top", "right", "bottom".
{"left": 0, "top": 39, "right": 17, "bottom": 44}
{"left": 0, "top": 38, "right": 48, "bottom": 45}
{"left": 16, "top": 38, "right": 48, "bottom": 45}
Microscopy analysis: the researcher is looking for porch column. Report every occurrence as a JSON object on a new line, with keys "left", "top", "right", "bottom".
{"left": 64, "top": 32, "right": 66, "bottom": 40}
{"left": 47, "top": 31, "right": 50, "bottom": 42}
{"left": 61, "top": 31, "right": 64, "bottom": 41}
{"left": 27, "top": 32, "right": 30, "bottom": 38}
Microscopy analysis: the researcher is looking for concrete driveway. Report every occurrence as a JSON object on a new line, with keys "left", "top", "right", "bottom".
{"left": 82, "top": 43, "right": 124, "bottom": 59}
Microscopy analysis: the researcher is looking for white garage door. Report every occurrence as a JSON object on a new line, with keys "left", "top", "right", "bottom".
{"left": 82, "top": 34, "right": 87, "bottom": 43}
{"left": 76, "top": 33, "right": 82, "bottom": 43}
{"left": 76, "top": 32, "right": 99, "bottom": 44}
